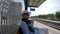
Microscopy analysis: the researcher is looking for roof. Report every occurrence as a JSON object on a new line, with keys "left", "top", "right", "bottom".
{"left": 24, "top": 0, "right": 46, "bottom": 7}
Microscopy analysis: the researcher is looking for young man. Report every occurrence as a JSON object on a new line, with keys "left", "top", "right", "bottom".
{"left": 17, "top": 10, "right": 48, "bottom": 34}
{"left": 17, "top": 10, "right": 35, "bottom": 34}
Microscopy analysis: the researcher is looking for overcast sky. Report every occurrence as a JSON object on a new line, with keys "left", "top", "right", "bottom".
{"left": 14, "top": 0, "right": 60, "bottom": 16}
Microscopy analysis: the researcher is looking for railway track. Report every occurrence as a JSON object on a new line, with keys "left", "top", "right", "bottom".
{"left": 33, "top": 18, "right": 60, "bottom": 30}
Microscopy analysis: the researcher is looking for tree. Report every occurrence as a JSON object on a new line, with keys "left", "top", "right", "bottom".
{"left": 56, "top": 11, "right": 60, "bottom": 18}
{"left": 47, "top": 14, "right": 55, "bottom": 19}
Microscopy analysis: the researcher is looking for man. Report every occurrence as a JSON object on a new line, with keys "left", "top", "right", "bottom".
{"left": 17, "top": 10, "right": 35, "bottom": 34}
{"left": 17, "top": 10, "right": 48, "bottom": 34}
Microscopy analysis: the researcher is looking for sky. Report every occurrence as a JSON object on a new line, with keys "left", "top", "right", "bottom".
{"left": 14, "top": 0, "right": 60, "bottom": 16}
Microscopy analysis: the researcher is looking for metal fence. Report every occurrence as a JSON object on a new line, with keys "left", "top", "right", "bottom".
{"left": 0, "top": 0, "right": 22, "bottom": 34}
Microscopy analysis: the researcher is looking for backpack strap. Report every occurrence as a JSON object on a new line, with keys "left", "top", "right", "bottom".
{"left": 17, "top": 27, "right": 23, "bottom": 34}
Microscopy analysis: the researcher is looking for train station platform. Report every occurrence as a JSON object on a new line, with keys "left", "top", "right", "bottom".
{"left": 33, "top": 20, "right": 60, "bottom": 34}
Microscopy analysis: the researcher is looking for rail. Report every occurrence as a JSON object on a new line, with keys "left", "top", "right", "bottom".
{"left": 33, "top": 18, "right": 60, "bottom": 30}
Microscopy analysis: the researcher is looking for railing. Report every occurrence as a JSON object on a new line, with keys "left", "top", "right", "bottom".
{"left": 0, "top": 0, "right": 22, "bottom": 34}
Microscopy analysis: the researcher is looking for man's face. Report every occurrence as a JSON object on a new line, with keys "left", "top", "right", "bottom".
{"left": 22, "top": 13, "right": 29, "bottom": 19}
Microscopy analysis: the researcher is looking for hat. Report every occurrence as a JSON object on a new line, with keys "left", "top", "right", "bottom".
{"left": 22, "top": 10, "right": 31, "bottom": 15}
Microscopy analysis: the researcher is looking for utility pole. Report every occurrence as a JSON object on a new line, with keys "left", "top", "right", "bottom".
{"left": 25, "top": 0, "right": 28, "bottom": 10}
